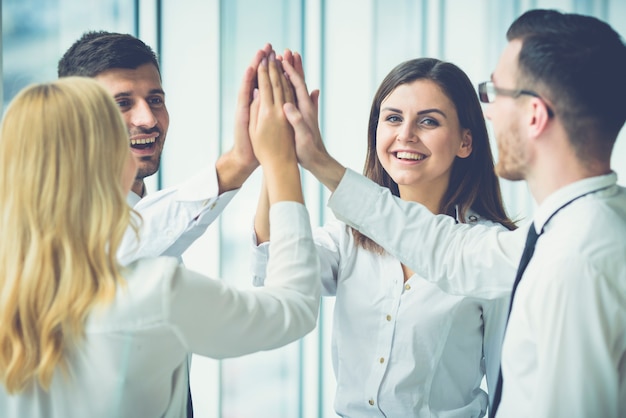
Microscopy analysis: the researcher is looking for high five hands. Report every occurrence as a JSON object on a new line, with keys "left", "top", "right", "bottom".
{"left": 248, "top": 48, "right": 303, "bottom": 205}
{"left": 248, "top": 45, "right": 346, "bottom": 193}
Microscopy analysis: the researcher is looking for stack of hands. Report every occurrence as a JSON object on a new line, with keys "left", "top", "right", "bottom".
{"left": 230, "top": 44, "right": 345, "bottom": 200}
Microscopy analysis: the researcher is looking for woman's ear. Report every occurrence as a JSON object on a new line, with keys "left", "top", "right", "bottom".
{"left": 456, "top": 129, "right": 473, "bottom": 158}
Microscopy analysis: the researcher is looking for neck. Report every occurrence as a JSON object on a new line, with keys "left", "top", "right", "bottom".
{"left": 527, "top": 145, "right": 610, "bottom": 205}
{"left": 398, "top": 182, "right": 447, "bottom": 215}
{"left": 131, "top": 180, "right": 146, "bottom": 197}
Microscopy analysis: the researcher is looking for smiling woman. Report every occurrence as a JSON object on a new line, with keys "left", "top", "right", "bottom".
{"left": 251, "top": 56, "right": 517, "bottom": 417}
{"left": 375, "top": 79, "right": 473, "bottom": 210}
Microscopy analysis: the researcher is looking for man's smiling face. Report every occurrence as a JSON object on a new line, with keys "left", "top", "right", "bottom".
{"left": 95, "top": 63, "right": 169, "bottom": 183}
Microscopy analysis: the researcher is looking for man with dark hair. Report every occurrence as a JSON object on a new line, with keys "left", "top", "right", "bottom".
{"left": 58, "top": 31, "right": 269, "bottom": 417}
{"left": 59, "top": 31, "right": 267, "bottom": 264}
{"left": 280, "top": 9, "right": 626, "bottom": 418}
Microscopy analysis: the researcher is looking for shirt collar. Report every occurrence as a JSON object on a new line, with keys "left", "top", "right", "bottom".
{"left": 533, "top": 172, "right": 617, "bottom": 233}
{"left": 126, "top": 191, "right": 142, "bottom": 207}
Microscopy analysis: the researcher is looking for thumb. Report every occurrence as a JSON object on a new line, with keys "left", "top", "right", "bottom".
{"left": 283, "top": 102, "right": 306, "bottom": 133}
{"left": 249, "top": 88, "right": 260, "bottom": 134}
{"left": 310, "top": 89, "right": 320, "bottom": 110}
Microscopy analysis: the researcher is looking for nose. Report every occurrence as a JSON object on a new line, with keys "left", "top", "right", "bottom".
{"left": 129, "top": 100, "right": 158, "bottom": 128}
{"left": 396, "top": 121, "right": 418, "bottom": 142}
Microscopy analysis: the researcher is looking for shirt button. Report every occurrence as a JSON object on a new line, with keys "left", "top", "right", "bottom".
{"left": 368, "top": 399, "right": 375, "bottom": 406}
{"left": 405, "top": 283, "right": 411, "bottom": 291}
{"left": 379, "top": 357, "right": 385, "bottom": 364}
{"left": 386, "top": 314, "right": 392, "bottom": 321}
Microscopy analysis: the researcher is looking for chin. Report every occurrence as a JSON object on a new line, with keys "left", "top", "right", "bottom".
{"left": 136, "top": 166, "right": 159, "bottom": 180}
{"left": 495, "top": 166, "right": 524, "bottom": 181}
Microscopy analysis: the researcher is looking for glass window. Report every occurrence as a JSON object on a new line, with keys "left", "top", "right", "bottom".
{"left": 2, "top": 0, "right": 135, "bottom": 110}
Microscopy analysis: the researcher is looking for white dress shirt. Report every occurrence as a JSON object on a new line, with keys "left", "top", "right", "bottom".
{"left": 1, "top": 202, "right": 321, "bottom": 418}
{"left": 252, "top": 199, "right": 510, "bottom": 417}
{"left": 119, "top": 166, "right": 237, "bottom": 265}
{"left": 328, "top": 168, "right": 626, "bottom": 418}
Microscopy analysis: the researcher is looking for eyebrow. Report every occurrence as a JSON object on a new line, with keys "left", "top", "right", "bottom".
{"left": 381, "top": 106, "right": 447, "bottom": 118}
{"left": 113, "top": 89, "right": 166, "bottom": 98}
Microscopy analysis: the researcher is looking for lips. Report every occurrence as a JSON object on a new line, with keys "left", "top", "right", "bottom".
{"left": 395, "top": 151, "right": 426, "bottom": 161}
{"left": 130, "top": 136, "right": 157, "bottom": 150}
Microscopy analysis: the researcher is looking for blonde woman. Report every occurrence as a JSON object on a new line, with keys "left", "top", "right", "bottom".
{"left": 0, "top": 58, "right": 319, "bottom": 418}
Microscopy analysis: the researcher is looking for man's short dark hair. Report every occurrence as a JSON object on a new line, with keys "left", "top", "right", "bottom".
{"left": 507, "top": 9, "right": 626, "bottom": 161}
{"left": 57, "top": 31, "right": 160, "bottom": 79}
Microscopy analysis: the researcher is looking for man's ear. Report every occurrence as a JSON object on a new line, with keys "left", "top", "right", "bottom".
{"left": 528, "top": 98, "right": 551, "bottom": 138}
{"left": 457, "top": 129, "right": 473, "bottom": 158}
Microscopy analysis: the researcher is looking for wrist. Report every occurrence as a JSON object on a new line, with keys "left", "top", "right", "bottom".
{"left": 216, "top": 150, "right": 258, "bottom": 194}
{"left": 308, "top": 152, "right": 345, "bottom": 192}
{"left": 264, "top": 163, "right": 304, "bottom": 204}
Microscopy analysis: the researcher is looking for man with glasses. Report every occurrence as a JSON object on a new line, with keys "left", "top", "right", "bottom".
{"left": 281, "top": 9, "right": 626, "bottom": 418}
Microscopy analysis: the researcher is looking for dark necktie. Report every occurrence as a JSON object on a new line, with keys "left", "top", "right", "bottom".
{"left": 489, "top": 225, "right": 540, "bottom": 417}
{"left": 187, "top": 387, "right": 194, "bottom": 417}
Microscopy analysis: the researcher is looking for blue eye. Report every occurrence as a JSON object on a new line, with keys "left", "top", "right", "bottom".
{"left": 421, "top": 117, "right": 439, "bottom": 127}
{"left": 148, "top": 97, "right": 165, "bottom": 107}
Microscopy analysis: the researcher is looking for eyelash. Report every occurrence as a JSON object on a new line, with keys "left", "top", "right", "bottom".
{"left": 421, "top": 117, "right": 439, "bottom": 126}
{"left": 384, "top": 115, "right": 439, "bottom": 127}
{"left": 116, "top": 97, "right": 165, "bottom": 108}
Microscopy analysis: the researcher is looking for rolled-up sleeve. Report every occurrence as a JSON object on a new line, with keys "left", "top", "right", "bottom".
{"left": 119, "top": 166, "right": 238, "bottom": 265}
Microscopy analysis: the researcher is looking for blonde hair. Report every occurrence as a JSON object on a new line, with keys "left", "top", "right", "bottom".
{"left": 0, "top": 77, "right": 136, "bottom": 393}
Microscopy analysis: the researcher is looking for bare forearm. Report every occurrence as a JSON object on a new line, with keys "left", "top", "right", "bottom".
{"left": 254, "top": 178, "right": 271, "bottom": 244}
{"left": 305, "top": 150, "right": 346, "bottom": 193}
{"left": 264, "top": 158, "right": 303, "bottom": 205}
{"left": 215, "top": 150, "right": 258, "bottom": 194}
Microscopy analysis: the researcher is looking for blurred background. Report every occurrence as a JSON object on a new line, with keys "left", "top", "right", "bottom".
{"left": 2, "top": 0, "right": 625, "bottom": 416}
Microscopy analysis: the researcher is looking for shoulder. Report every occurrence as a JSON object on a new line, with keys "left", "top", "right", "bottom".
{"left": 86, "top": 257, "right": 182, "bottom": 331}
{"left": 547, "top": 193, "right": 626, "bottom": 255}
{"left": 123, "top": 256, "right": 180, "bottom": 279}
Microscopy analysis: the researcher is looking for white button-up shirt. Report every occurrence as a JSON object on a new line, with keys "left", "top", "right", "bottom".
{"left": 1, "top": 202, "right": 320, "bottom": 418}
{"left": 252, "top": 197, "right": 510, "bottom": 417}
{"left": 119, "top": 166, "right": 237, "bottom": 265}
{"left": 328, "top": 168, "right": 626, "bottom": 418}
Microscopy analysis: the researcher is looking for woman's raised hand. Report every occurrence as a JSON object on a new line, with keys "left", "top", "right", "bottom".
{"left": 249, "top": 50, "right": 303, "bottom": 204}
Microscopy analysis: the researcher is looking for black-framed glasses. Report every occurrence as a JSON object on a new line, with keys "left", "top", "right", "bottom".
{"left": 478, "top": 81, "right": 554, "bottom": 117}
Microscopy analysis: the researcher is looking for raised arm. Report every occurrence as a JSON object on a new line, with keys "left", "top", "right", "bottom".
{"left": 117, "top": 46, "right": 274, "bottom": 265}
{"left": 216, "top": 43, "right": 273, "bottom": 194}
{"left": 280, "top": 53, "right": 522, "bottom": 299}
{"left": 253, "top": 179, "right": 271, "bottom": 244}
{"left": 168, "top": 49, "right": 321, "bottom": 358}
{"left": 280, "top": 55, "right": 346, "bottom": 192}
{"left": 249, "top": 51, "right": 302, "bottom": 204}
